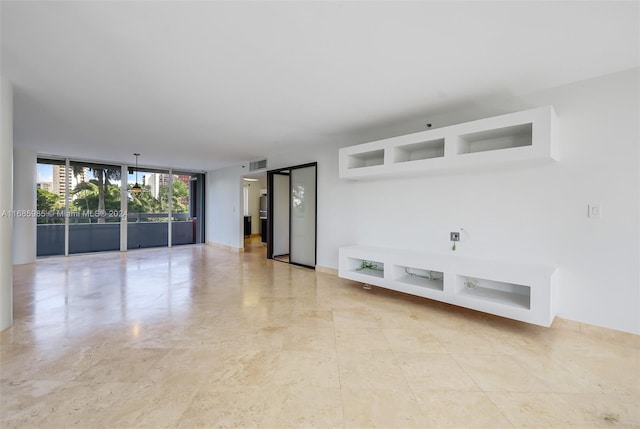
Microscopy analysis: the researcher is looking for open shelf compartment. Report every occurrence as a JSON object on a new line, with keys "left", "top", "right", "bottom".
{"left": 393, "top": 139, "right": 445, "bottom": 163}
{"left": 346, "top": 149, "right": 385, "bottom": 170}
{"left": 346, "top": 257, "right": 385, "bottom": 278}
{"left": 457, "top": 123, "right": 532, "bottom": 155}
{"left": 393, "top": 265, "right": 444, "bottom": 291}
{"left": 456, "top": 275, "right": 530, "bottom": 309}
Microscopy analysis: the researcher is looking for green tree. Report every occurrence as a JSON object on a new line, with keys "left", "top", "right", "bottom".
{"left": 37, "top": 188, "right": 60, "bottom": 212}
{"left": 128, "top": 184, "right": 161, "bottom": 221}
{"left": 72, "top": 180, "right": 95, "bottom": 212}
{"left": 158, "top": 180, "right": 189, "bottom": 213}
{"left": 71, "top": 165, "right": 85, "bottom": 187}
{"left": 90, "top": 168, "right": 121, "bottom": 223}
{"left": 72, "top": 181, "right": 121, "bottom": 221}
{"left": 37, "top": 189, "right": 61, "bottom": 224}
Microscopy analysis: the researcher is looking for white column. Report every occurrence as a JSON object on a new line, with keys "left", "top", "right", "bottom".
{"left": 0, "top": 77, "right": 14, "bottom": 330}
{"left": 13, "top": 147, "right": 37, "bottom": 265}
{"left": 64, "top": 158, "right": 69, "bottom": 256}
{"left": 168, "top": 170, "right": 173, "bottom": 247}
{"left": 120, "top": 164, "right": 127, "bottom": 251}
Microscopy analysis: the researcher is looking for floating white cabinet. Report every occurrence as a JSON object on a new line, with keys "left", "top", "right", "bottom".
{"left": 339, "top": 245, "right": 557, "bottom": 327}
{"left": 339, "top": 106, "right": 557, "bottom": 179}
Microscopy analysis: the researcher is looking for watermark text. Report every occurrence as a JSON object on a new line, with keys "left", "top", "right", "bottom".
{"left": 1, "top": 210, "right": 128, "bottom": 218}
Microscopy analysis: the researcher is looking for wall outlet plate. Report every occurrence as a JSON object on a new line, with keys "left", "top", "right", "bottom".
{"left": 450, "top": 232, "right": 460, "bottom": 241}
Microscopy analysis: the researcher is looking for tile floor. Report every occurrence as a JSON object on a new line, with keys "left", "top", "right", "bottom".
{"left": 1, "top": 244, "right": 638, "bottom": 428}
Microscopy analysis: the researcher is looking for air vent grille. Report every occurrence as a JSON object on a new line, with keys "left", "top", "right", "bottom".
{"left": 249, "top": 159, "right": 267, "bottom": 171}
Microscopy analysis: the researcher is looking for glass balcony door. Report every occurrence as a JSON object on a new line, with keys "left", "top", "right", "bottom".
{"left": 127, "top": 168, "right": 170, "bottom": 249}
{"left": 170, "top": 172, "right": 205, "bottom": 246}
{"left": 36, "top": 159, "right": 65, "bottom": 256}
{"left": 68, "top": 161, "right": 122, "bottom": 254}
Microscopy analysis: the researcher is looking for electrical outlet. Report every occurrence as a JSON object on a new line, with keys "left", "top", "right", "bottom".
{"left": 450, "top": 232, "right": 460, "bottom": 241}
{"left": 588, "top": 204, "right": 601, "bottom": 219}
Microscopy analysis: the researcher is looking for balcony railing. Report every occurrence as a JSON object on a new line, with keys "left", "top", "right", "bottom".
{"left": 37, "top": 213, "right": 196, "bottom": 256}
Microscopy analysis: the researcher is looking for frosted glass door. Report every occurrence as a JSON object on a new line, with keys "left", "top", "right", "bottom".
{"left": 289, "top": 165, "right": 316, "bottom": 267}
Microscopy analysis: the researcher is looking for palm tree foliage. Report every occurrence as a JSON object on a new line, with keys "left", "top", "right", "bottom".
{"left": 91, "top": 167, "right": 121, "bottom": 223}
{"left": 70, "top": 178, "right": 189, "bottom": 222}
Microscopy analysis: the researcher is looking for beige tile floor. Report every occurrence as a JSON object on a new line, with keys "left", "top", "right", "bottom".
{"left": 1, "top": 243, "right": 638, "bottom": 428}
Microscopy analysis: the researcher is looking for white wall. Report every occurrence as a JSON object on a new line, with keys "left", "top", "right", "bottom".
{"left": 206, "top": 165, "right": 243, "bottom": 249}
{"left": 12, "top": 147, "right": 37, "bottom": 265}
{"left": 0, "top": 77, "right": 14, "bottom": 330}
{"left": 207, "top": 69, "right": 639, "bottom": 334}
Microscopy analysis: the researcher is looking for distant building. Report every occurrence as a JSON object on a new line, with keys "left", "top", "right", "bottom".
{"left": 37, "top": 182, "right": 53, "bottom": 192}
{"left": 145, "top": 173, "right": 169, "bottom": 199}
{"left": 52, "top": 165, "right": 88, "bottom": 198}
{"left": 145, "top": 173, "right": 190, "bottom": 202}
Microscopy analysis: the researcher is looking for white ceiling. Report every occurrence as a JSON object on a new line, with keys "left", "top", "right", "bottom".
{"left": 1, "top": 1, "right": 638, "bottom": 171}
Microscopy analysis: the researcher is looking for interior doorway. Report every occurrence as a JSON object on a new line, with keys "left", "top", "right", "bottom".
{"left": 241, "top": 172, "right": 267, "bottom": 254}
{"left": 267, "top": 163, "right": 317, "bottom": 269}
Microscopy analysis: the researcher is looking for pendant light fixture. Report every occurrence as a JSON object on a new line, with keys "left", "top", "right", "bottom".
{"left": 131, "top": 153, "right": 142, "bottom": 194}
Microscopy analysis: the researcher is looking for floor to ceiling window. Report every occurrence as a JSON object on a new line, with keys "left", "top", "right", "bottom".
{"left": 36, "top": 157, "right": 205, "bottom": 256}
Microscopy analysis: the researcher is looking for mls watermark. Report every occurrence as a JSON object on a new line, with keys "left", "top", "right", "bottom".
{"left": 1, "top": 210, "right": 128, "bottom": 219}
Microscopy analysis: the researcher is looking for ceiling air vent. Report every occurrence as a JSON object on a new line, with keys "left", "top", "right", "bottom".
{"left": 249, "top": 159, "right": 267, "bottom": 171}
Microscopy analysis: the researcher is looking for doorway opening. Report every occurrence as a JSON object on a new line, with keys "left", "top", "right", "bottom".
{"left": 242, "top": 172, "right": 267, "bottom": 255}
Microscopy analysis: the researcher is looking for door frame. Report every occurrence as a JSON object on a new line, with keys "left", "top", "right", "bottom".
{"left": 267, "top": 162, "right": 317, "bottom": 269}
{"left": 268, "top": 170, "right": 290, "bottom": 260}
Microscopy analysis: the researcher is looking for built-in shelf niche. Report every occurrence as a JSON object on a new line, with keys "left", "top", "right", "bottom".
{"left": 456, "top": 275, "right": 530, "bottom": 309}
{"left": 346, "top": 257, "right": 384, "bottom": 278}
{"left": 457, "top": 123, "right": 532, "bottom": 155}
{"left": 338, "top": 245, "right": 556, "bottom": 326}
{"left": 393, "top": 139, "right": 445, "bottom": 163}
{"left": 346, "top": 149, "right": 385, "bottom": 169}
{"left": 394, "top": 265, "right": 444, "bottom": 291}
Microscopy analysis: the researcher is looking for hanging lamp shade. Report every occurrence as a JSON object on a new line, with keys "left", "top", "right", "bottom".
{"left": 132, "top": 153, "right": 142, "bottom": 194}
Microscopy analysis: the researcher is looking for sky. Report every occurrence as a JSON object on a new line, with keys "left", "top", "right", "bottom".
{"left": 37, "top": 164, "right": 52, "bottom": 183}
{"left": 37, "top": 163, "right": 157, "bottom": 186}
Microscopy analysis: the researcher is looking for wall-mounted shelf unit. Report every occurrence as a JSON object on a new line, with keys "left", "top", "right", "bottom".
{"left": 339, "top": 106, "right": 557, "bottom": 179}
{"left": 339, "top": 245, "right": 557, "bottom": 327}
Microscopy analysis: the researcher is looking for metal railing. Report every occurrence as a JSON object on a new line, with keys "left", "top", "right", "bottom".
{"left": 37, "top": 216, "right": 196, "bottom": 256}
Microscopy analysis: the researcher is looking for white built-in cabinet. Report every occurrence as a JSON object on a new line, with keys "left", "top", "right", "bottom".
{"left": 339, "top": 106, "right": 557, "bottom": 179}
{"left": 337, "top": 106, "right": 558, "bottom": 326}
{"left": 339, "top": 246, "right": 557, "bottom": 327}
